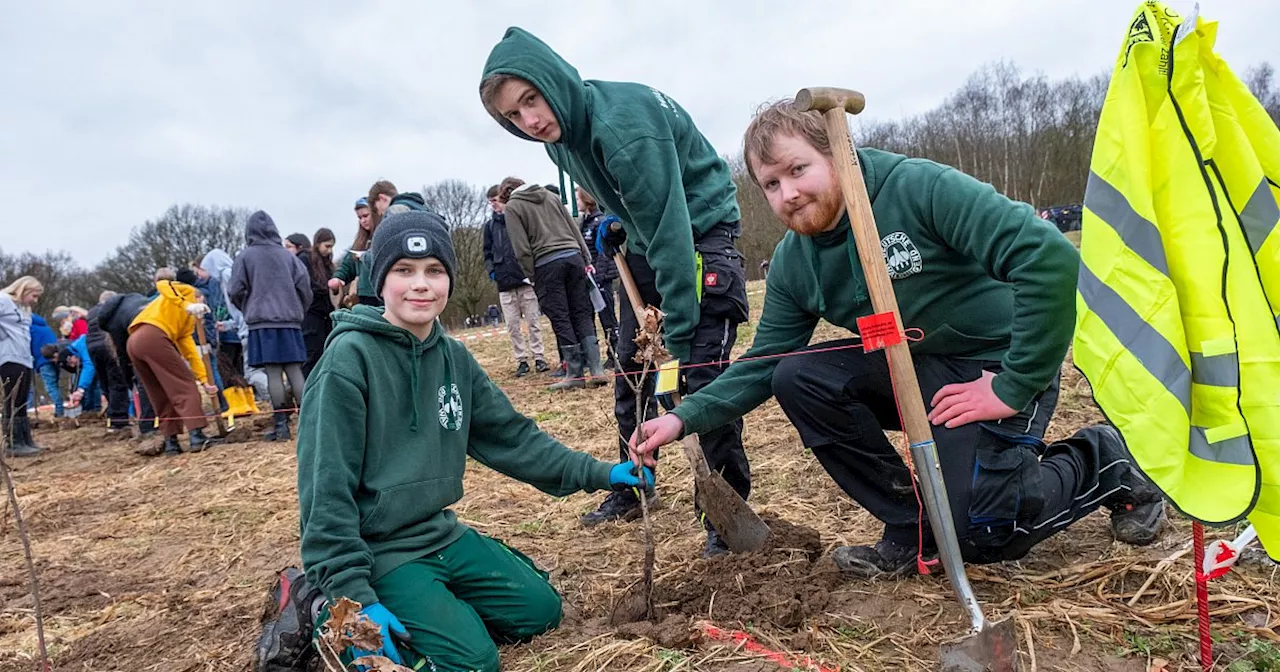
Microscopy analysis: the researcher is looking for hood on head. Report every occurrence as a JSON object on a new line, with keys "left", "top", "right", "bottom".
{"left": 245, "top": 211, "right": 282, "bottom": 246}
{"left": 508, "top": 183, "right": 549, "bottom": 205}
{"left": 200, "top": 249, "right": 234, "bottom": 281}
{"left": 481, "top": 27, "right": 589, "bottom": 146}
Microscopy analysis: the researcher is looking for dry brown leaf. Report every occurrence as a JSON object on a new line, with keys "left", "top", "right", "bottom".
{"left": 631, "top": 305, "right": 671, "bottom": 365}
{"left": 351, "top": 655, "right": 414, "bottom": 672}
{"left": 1147, "top": 658, "right": 1169, "bottom": 671}
{"left": 317, "top": 597, "right": 383, "bottom": 653}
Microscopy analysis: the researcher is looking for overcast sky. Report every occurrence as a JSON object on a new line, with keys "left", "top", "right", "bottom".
{"left": 4, "top": 1, "right": 1278, "bottom": 265}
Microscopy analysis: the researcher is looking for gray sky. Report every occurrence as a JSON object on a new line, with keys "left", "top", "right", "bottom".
{"left": 4, "top": 1, "right": 1278, "bottom": 265}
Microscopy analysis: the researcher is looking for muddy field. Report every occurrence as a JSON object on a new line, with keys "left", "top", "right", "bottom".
{"left": 2, "top": 281, "right": 1277, "bottom": 671}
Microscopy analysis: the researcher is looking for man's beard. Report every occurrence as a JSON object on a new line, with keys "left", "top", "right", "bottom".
{"left": 783, "top": 182, "right": 844, "bottom": 237}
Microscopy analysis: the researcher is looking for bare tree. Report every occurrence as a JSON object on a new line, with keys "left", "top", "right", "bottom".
{"left": 420, "top": 180, "right": 500, "bottom": 328}
{"left": 94, "top": 204, "right": 250, "bottom": 294}
{"left": 1243, "top": 62, "right": 1280, "bottom": 126}
{"left": 0, "top": 248, "right": 102, "bottom": 313}
{"left": 420, "top": 179, "right": 491, "bottom": 231}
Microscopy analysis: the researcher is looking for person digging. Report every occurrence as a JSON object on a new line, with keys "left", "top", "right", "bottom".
{"left": 481, "top": 27, "right": 752, "bottom": 556}
{"left": 255, "top": 211, "right": 652, "bottom": 672}
{"left": 630, "top": 99, "right": 1165, "bottom": 577}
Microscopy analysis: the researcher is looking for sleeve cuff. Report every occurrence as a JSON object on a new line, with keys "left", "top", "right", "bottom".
{"left": 991, "top": 373, "right": 1038, "bottom": 414}
{"left": 325, "top": 577, "right": 378, "bottom": 608}
{"left": 589, "top": 460, "right": 615, "bottom": 492}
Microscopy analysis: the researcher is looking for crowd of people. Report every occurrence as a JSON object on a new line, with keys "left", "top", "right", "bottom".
{"left": 1, "top": 26, "right": 1177, "bottom": 672}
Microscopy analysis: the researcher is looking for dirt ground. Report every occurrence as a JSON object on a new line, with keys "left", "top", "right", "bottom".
{"left": 2, "top": 280, "right": 1277, "bottom": 671}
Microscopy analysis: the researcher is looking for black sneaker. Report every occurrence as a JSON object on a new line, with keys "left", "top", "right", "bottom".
{"left": 832, "top": 539, "right": 920, "bottom": 578}
{"left": 256, "top": 567, "right": 321, "bottom": 672}
{"left": 534, "top": 359, "right": 551, "bottom": 373}
{"left": 702, "top": 528, "right": 730, "bottom": 559}
{"left": 515, "top": 361, "right": 531, "bottom": 377}
{"left": 162, "top": 435, "right": 183, "bottom": 456}
{"left": 1096, "top": 425, "right": 1166, "bottom": 546}
{"left": 581, "top": 489, "right": 657, "bottom": 527}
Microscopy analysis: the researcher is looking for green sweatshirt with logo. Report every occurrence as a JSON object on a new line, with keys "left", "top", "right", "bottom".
{"left": 673, "top": 148, "right": 1079, "bottom": 435}
{"left": 482, "top": 27, "right": 740, "bottom": 363}
{"left": 298, "top": 305, "right": 615, "bottom": 606}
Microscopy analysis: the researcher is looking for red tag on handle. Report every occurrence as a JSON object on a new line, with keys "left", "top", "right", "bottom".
{"left": 856, "top": 311, "right": 903, "bottom": 352}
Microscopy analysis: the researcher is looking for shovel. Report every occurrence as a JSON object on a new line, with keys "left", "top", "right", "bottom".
{"left": 797, "top": 86, "right": 1019, "bottom": 671}
{"left": 194, "top": 327, "right": 229, "bottom": 438}
{"left": 612, "top": 248, "right": 771, "bottom": 554}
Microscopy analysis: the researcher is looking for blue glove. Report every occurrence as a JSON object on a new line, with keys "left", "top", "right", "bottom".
{"left": 354, "top": 602, "right": 411, "bottom": 665}
{"left": 597, "top": 215, "right": 626, "bottom": 257}
{"left": 489, "top": 271, "right": 495, "bottom": 281}
{"left": 610, "top": 461, "right": 654, "bottom": 490}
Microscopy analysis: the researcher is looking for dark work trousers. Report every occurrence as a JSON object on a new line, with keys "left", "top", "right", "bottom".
{"left": 615, "top": 223, "right": 752, "bottom": 524}
{"left": 532, "top": 255, "right": 597, "bottom": 352}
{"left": 1, "top": 362, "right": 32, "bottom": 419}
{"left": 595, "top": 277, "right": 619, "bottom": 349}
{"left": 87, "top": 344, "right": 131, "bottom": 428}
{"left": 772, "top": 340, "right": 1128, "bottom": 563}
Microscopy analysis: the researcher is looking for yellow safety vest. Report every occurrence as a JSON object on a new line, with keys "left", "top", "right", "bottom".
{"left": 1074, "top": 2, "right": 1280, "bottom": 559}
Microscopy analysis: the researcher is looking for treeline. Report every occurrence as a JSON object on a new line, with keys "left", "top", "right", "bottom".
{"left": 6, "top": 61, "right": 1277, "bottom": 324}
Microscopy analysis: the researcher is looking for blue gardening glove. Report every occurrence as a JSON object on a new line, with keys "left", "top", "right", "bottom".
{"left": 610, "top": 461, "right": 655, "bottom": 491}
{"left": 354, "top": 602, "right": 411, "bottom": 665}
{"left": 597, "top": 215, "right": 626, "bottom": 257}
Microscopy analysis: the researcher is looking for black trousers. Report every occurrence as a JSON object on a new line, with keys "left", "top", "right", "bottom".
{"left": 1, "top": 362, "right": 32, "bottom": 419}
{"left": 615, "top": 224, "right": 752, "bottom": 519}
{"left": 533, "top": 255, "right": 596, "bottom": 352}
{"left": 87, "top": 344, "right": 131, "bottom": 428}
{"left": 772, "top": 340, "right": 1126, "bottom": 563}
{"left": 595, "top": 277, "right": 619, "bottom": 334}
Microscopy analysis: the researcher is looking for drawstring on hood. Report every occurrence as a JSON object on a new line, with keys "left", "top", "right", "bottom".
{"left": 329, "top": 305, "right": 451, "bottom": 432}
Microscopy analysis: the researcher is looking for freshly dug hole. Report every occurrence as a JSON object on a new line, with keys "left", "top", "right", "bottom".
{"left": 611, "top": 515, "right": 839, "bottom": 638}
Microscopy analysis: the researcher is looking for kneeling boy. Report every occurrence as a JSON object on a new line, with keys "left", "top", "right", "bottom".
{"left": 256, "top": 211, "right": 650, "bottom": 672}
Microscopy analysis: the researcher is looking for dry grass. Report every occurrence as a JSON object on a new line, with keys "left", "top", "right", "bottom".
{"left": 1, "top": 280, "right": 1276, "bottom": 671}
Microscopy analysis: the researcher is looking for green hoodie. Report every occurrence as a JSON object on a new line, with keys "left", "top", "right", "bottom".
{"left": 482, "top": 27, "right": 740, "bottom": 363}
{"left": 673, "top": 148, "right": 1079, "bottom": 435}
{"left": 297, "top": 305, "right": 615, "bottom": 605}
{"left": 333, "top": 250, "right": 376, "bottom": 299}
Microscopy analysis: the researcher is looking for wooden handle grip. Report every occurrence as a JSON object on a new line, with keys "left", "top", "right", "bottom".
{"left": 796, "top": 87, "right": 866, "bottom": 115}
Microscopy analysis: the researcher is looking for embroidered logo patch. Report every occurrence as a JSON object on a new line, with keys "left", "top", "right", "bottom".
{"left": 881, "top": 232, "right": 923, "bottom": 280}
{"left": 437, "top": 383, "right": 463, "bottom": 431}
{"left": 705, "top": 272, "right": 718, "bottom": 287}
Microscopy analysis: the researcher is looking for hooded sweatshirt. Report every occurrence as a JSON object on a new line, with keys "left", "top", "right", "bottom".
{"left": 672, "top": 148, "right": 1080, "bottom": 435}
{"left": 199, "top": 249, "right": 246, "bottom": 342}
{"left": 0, "top": 293, "right": 33, "bottom": 368}
{"left": 128, "top": 281, "right": 209, "bottom": 385}
{"left": 482, "top": 27, "right": 739, "bottom": 362}
{"left": 227, "top": 212, "right": 313, "bottom": 330}
{"left": 64, "top": 335, "right": 95, "bottom": 392}
{"left": 30, "top": 314, "right": 58, "bottom": 368}
{"left": 503, "top": 183, "right": 592, "bottom": 278}
{"left": 298, "top": 305, "right": 614, "bottom": 605}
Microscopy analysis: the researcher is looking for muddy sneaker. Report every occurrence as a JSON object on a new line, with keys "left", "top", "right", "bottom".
{"left": 256, "top": 567, "right": 322, "bottom": 672}
{"left": 702, "top": 528, "right": 730, "bottom": 559}
{"left": 514, "top": 361, "right": 531, "bottom": 378}
{"left": 581, "top": 489, "right": 657, "bottom": 527}
{"left": 832, "top": 539, "right": 919, "bottom": 579}
{"left": 535, "top": 359, "right": 551, "bottom": 373}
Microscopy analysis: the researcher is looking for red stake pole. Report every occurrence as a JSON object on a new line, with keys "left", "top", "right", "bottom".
{"left": 1193, "top": 521, "right": 1212, "bottom": 670}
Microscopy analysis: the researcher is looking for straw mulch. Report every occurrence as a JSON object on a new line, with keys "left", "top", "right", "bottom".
{"left": 1, "top": 281, "right": 1276, "bottom": 672}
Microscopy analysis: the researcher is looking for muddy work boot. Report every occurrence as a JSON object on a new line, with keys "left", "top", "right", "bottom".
{"left": 263, "top": 411, "right": 292, "bottom": 442}
{"left": 581, "top": 335, "right": 609, "bottom": 388}
{"left": 581, "top": 488, "right": 659, "bottom": 527}
{"left": 256, "top": 567, "right": 323, "bottom": 672}
{"left": 162, "top": 435, "right": 183, "bottom": 456}
{"left": 548, "top": 345, "right": 586, "bottom": 391}
{"left": 187, "top": 428, "right": 221, "bottom": 453}
{"left": 3, "top": 417, "right": 39, "bottom": 458}
{"left": 832, "top": 539, "right": 920, "bottom": 579}
{"left": 1095, "top": 424, "right": 1166, "bottom": 546}
{"left": 702, "top": 527, "right": 730, "bottom": 559}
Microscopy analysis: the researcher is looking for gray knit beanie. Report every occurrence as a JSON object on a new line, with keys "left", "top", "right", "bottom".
{"left": 368, "top": 210, "right": 456, "bottom": 297}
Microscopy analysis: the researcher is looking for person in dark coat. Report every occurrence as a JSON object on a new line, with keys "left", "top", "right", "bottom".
{"left": 228, "top": 211, "right": 312, "bottom": 441}
{"left": 576, "top": 187, "right": 620, "bottom": 369}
